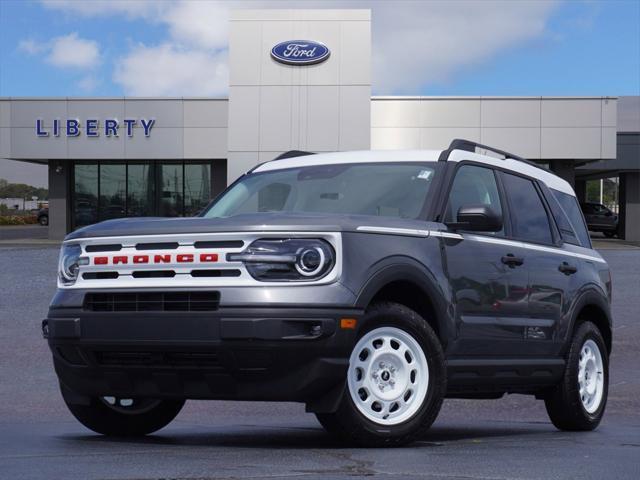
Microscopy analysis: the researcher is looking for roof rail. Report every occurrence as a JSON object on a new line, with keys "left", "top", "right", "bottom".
{"left": 273, "top": 150, "right": 315, "bottom": 160}
{"left": 246, "top": 150, "right": 316, "bottom": 175}
{"left": 438, "top": 138, "right": 548, "bottom": 172}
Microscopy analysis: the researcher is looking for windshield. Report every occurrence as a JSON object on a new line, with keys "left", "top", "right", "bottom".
{"left": 203, "top": 162, "right": 436, "bottom": 219}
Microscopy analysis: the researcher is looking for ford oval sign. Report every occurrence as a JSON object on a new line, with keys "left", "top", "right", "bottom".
{"left": 271, "top": 40, "right": 330, "bottom": 66}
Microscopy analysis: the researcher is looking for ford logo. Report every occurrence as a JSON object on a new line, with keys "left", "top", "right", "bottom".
{"left": 270, "top": 40, "right": 330, "bottom": 66}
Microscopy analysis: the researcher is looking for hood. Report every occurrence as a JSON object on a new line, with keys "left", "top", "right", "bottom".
{"left": 65, "top": 212, "right": 438, "bottom": 240}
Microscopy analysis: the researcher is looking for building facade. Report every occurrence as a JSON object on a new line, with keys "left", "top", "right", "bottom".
{"left": 1, "top": 9, "right": 638, "bottom": 240}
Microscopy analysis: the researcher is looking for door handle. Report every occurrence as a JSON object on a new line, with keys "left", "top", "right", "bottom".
{"left": 559, "top": 261, "right": 578, "bottom": 275}
{"left": 501, "top": 254, "right": 524, "bottom": 267}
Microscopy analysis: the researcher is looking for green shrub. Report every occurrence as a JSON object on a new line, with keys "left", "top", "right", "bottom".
{"left": 0, "top": 215, "right": 38, "bottom": 226}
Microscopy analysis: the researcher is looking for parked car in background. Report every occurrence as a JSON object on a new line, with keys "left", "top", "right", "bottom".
{"left": 37, "top": 208, "right": 48, "bottom": 226}
{"left": 581, "top": 202, "right": 618, "bottom": 238}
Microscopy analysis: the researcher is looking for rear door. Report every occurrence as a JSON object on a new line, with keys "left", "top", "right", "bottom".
{"left": 581, "top": 203, "right": 597, "bottom": 229}
{"left": 500, "top": 172, "right": 574, "bottom": 356}
{"left": 593, "top": 204, "right": 617, "bottom": 230}
{"left": 583, "top": 203, "right": 615, "bottom": 230}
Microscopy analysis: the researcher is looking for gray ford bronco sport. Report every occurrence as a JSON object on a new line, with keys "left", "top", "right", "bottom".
{"left": 44, "top": 139, "right": 612, "bottom": 446}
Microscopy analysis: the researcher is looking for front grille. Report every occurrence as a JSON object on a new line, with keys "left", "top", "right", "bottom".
{"left": 190, "top": 269, "right": 241, "bottom": 278}
{"left": 85, "top": 244, "right": 122, "bottom": 252}
{"left": 83, "top": 272, "right": 119, "bottom": 280}
{"left": 135, "top": 242, "right": 179, "bottom": 250}
{"left": 95, "top": 351, "right": 221, "bottom": 368}
{"left": 194, "top": 240, "right": 245, "bottom": 249}
{"left": 84, "top": 291, "right": 220, "bottom": 312}
{"left": 131, "top": 270, "right": 176, "bottom": 278}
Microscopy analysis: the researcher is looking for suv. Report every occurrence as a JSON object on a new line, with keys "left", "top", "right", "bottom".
{"left": 37, "top": 207, "right": 48, "bottom": 226}
{"left": 43, "top": 140, "right": 612, "bottom": 446}
{"left": 581, "top": 202, "right": 618, "bottom": 238}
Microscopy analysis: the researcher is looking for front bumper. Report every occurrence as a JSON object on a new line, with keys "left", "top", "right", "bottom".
{"left": 44, "top": 305, "right": 362, "bottom": 406}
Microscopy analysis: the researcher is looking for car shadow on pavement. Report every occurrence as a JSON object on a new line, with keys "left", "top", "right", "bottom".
{"left": 58, "top": 423, "right": 551, "bottom": 450}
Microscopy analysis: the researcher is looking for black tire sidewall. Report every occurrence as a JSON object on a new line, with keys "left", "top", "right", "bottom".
{"left": 64, "top": 394, "right": 185, "bottom": 436}
{"left": 569, "top": 323, "right": 609, "bottom": 422}
{"left": 546, "top": 321, "right": 609, "bottom": 430}
{"left": 334, "top": 302, "right": 446, "bottom": 445}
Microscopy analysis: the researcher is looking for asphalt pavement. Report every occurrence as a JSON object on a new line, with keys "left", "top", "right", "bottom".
{"left": 0, "top": 224, "right": 48, "bottom": 241}
{"left": 0, "top": 245, "right": 638, "bottom": 480}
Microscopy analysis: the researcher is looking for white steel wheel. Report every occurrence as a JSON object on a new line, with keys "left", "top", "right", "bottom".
{"left": 347, "top": 326, "right": 429, "bottom": 426}
{"left": 578, "top": 339, "right": 605, "bottom": 414}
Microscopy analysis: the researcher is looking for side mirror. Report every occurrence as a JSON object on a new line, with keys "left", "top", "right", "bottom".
{"left": 446, "top": 204, "right": 503, "bottom": 232}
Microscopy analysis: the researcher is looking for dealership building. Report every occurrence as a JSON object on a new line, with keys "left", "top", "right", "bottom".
{"left": 1, "top": 9, "right": 638, "bottom": 240}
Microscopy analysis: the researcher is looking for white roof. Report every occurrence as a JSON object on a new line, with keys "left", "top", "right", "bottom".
{"left": 254, "top": 150, "right": 441, "bottom": 172}
{"left": 447, "top": 149, "right": 574, "bottom": 195}
{"left": 253, "top": 149, "right": 575, "bottom": 196}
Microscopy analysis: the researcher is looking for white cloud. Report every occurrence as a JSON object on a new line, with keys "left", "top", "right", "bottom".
{"left": 40, "top": 0, "right": 163, "bottom": 19}
{"left": 18, "top": 33, "right": 100, "bottom": 69}
{"left": 78, "top": 75, "right": 99, "bottom": 92}
{"left": 46, "top": 33, "right": 100, "bottom": 69}
{"left": 371, "top": 1, "right": 558, "bottom": 93}
{"left": 113, "top": 43, "right": 228, "bottom": 96}
{"left": 18, "top": 39, "right": 46, "bottom": 55}
{"left": 37, "top": 0, "right": 560, "bottom": 95}
{"left": 163, "top": 1, "right": 229, "bottom": 51}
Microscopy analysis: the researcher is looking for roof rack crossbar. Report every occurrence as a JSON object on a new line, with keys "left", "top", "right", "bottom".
{"left": 438, "top": 138, "right": 548, "bottom": 172}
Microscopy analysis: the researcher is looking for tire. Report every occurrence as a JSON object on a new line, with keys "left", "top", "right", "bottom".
{"left": 603, "top": 231, "right": 616, "bottom": 238}
{"left": 39, "top": 215, "right": 48, "bottom": 226}
{"left": 544, "top": 321, "right": 609, "bottom": 431}
{"left": 316, "top": 301, "right": 446, "bottom": 447}
{"left": 63, "top": 394, "right": 185, "bottom": 436}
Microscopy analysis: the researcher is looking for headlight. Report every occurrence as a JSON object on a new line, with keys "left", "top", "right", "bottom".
{"left": 58, "top": 244, "right": 88, "bottom": 285}
{"left": 228, "top": 238, "right": 335, "bottom": 282}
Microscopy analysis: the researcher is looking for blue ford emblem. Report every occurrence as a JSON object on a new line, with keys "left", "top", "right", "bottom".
{"left": 271, "top": 40, "right": 330, "bottom": 66}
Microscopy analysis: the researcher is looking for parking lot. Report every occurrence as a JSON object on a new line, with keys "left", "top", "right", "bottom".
{"left": 0, "top": 244, "right": 638, "bottom": 480}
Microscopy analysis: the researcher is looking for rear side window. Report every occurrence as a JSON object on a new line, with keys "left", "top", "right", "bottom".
{"left": 552, "top": 190, "right": 591, "bottom": 248}
{"left": 502, "top": 173, "right": 553, "bottom": 244}
{"left": 547, "top": 195, "right": 581, "bottom": 246}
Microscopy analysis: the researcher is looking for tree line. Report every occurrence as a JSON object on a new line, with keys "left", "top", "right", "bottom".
{"left": 0, "top": 178, "right": 48, "bottom": 200}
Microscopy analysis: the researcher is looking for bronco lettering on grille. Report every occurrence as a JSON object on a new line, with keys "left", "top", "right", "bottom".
{"left": 93, "top": 253, "right": 219, "bottom": 265}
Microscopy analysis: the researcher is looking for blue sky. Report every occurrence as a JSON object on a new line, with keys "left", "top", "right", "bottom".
{"left": 0, "top": 0, "right": 639, "bottom": 97}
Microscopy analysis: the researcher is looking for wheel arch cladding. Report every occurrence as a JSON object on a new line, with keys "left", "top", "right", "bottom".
{"left": 574, "top": 303, "right": 612, "bottom": 354}
{"left": 570, "top": 290, "right": 612, "bottom": 354}
{"left": 354, "top": 261, "right": 450, "bottom": 347}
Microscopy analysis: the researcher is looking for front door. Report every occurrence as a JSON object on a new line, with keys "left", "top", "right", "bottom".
{"left": 441, "top": 164, "right": 530, "bottom": 356}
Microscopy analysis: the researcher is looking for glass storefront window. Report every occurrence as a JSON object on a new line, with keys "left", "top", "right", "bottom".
{"left": 71, "top": 160, "right": 216, "bottom": 229}
{"left": 127, "top": 163, "right": 156, "bottom": 217}
{"left": 74, "top": 163, "right": 98, "bottom": 227}
{"left": 99, "top": 163, "right": 126, "bottom": 221}
{"left": 159, "top": 163, "right": 184, "bottom": 217}
{"left": 185, "top": 163, "right": 211, "bottom": 216}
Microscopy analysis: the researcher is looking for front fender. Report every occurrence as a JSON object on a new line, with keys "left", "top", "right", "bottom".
{"left": 354, "top": 256, "right": 453, "bottom": 345}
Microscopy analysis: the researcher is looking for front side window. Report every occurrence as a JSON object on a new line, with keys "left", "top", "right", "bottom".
{"left": 502, "top": 173, "right": 553, "bottom": 244}
{"left": 444, "top": 165, "right": 504, "bottom": 236}
{"left": 552, "top": 189, "right": 591, "bottom": 248}
{"left": 204, "top": 163, "right": 436, "bottom": 219}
